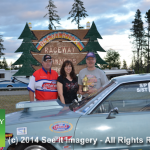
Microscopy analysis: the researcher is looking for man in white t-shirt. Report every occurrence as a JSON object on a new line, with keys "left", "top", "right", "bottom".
{"left": 78, "top": 52, "right": 108, "bottom": 97}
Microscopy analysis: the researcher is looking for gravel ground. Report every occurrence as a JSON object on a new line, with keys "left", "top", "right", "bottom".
{"left": 0, "top": 95, "right": 29, "bottom": 114}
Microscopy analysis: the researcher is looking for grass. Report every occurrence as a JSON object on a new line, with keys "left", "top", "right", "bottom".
{"left": 0, "top": 95, "right": 29, "bottom": 114}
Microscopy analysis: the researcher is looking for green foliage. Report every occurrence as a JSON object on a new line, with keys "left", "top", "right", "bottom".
{"left": 13, "top": 23, "right": 40, "bottom": 76}
{"left": 84, "top": 22, "right": 102, "bottom": 40}
{"left": 68, "top": 0, "right": 88, "bottom": 29}
{"left": 13, "top": 63, "right": 37, "bottom": 76}
{"left": 144, "top": 9, "right": 150, "bottom": 73}
{"left": 79, "top": 22, "right": 107, "bottom": 65}
{"left": 129, "top": 9, "right": 144, "bottom": 73}
{"left": 81, "top": 41, "right": 105, "bottom": 52}
{"left": 0, "top": 61, "right": 3, "bottom": 69}
{"left": 19, "top": 23, "right": 37, "bottom": 40}
{"left": 122, "top": 59, "right": 127, "bottom": 69}
{"left": 0, "top": 35, "right": 5, "bottom": 57}
{"left": 2, "top": 57, "right": 8, "bottom": 69}
{"left": 130, "top": 9, "right": 144, "bottom": 46}
{"left": 81, "top": 22, "right": 105, "bottom": 52}
{"left": 44, "top": 0, "right": 61, "bottom": 30}
{"left": 103, "top": 49, "right": 121, "bottom": 69}
{"left": 0, "top": 57, "right": 8, "bottom": 69}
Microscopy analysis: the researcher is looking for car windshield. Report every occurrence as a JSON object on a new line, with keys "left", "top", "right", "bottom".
{"left": 71, "top": 79, "right": 116, "bottom": 113}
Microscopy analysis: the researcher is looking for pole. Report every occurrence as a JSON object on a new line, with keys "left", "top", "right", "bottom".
{"left": 148, "top": 24, "right": 150, "bottom": 73}
{"left": 137, "top": 48, "right": 139, "bottom": 73}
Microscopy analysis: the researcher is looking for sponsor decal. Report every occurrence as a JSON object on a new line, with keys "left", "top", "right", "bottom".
{"left": 54, "top": 136, "right": 72, "bottom": 142}
{"left": 137, "top": 83, "right": 150, "bottom": 92}
{"left": 36, "top": 31, "right": 84, "bottom": 51}
{"left": 82, "top": 107, "right": 90, "bottom": 113}
{"left": 63, "top": 145, "right": 71, "bottom": 149}
{"left": 49, "top": 121, "right": 73, "bottom": 133}
{"left": 5, "top": 133, "right": 13, "bottom": 139}
{"left": 17, "top": 127, "right": 27, "bottom": 135}
{"left": 42, "top": 82, "right": 57, "bottom": 91}
{"left": 16, "top": 103, "right": 24, "bottom": 108}
{"left": 0, "top": 110, "right": 5, "bottom": 147}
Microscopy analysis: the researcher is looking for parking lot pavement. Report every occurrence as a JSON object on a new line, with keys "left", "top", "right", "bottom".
{"left": 0, "top": 90, "right": 29, "bottom": 95}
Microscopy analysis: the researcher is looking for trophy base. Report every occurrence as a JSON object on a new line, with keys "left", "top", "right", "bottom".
{"left": 83, "top": 87, "right": 88, "bottom": 92}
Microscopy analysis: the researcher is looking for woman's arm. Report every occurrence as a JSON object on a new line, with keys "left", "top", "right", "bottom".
{"left": 57, "top": 82, "right": 65, "bottom": 104}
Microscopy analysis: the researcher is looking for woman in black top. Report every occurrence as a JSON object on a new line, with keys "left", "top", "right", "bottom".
{"left": 57, "top": 60, "right": 78, "bottom": 104}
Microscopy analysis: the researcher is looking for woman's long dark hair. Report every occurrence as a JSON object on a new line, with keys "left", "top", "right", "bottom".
{"left": 60, "top": 60, "right": 76, "bottom": 80}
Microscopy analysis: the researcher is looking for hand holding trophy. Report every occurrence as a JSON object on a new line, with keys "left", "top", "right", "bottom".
{"left": 83, "top": 75, "right": 88, "bottom": 92}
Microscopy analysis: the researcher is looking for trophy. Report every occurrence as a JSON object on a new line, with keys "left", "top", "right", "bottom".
{"left": 83, "top": 75, "right": 88, "bottom": 92}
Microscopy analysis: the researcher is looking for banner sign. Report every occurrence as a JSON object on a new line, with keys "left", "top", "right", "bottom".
{"left": 36, "top": 31, "right": 85, "bottom": 51}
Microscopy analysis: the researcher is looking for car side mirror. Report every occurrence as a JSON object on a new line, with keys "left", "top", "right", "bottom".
{"left": 106, "top": 107, "right": 118, "bottom": 119}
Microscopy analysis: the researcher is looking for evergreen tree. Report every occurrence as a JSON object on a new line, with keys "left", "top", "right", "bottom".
{"left": 44, "top": 0, "right": 61, "bottom": 30}
{"left": 81, "top": 22, "right": 105, "bottom": 52}
{"left": 129, "top": 9, "right": 144, "bottom": 73}
{"left": 2, "top": 57, "right": 8, "bottom": 69}
{"left": 122, "top": 59, "right": 127, "bottom": 69}
{"left": 68, "top": 0, "right": 88, "bottom": 29}
{"left": 0, "top": 35, "right": 5, "bottom": 57}
{"left": 104, "top": 49, "right": 121, "bottom": 69}
{"left": 144, "top": 9, "right": 150, "bottom": 72}
{"left": 0, "top": 61, "right": 2, "bottom": 69}
{"left": 12, "top": 23, "right": 40, "bottom": 76}
{"left": 78, "top": 22, "right": 107, "bottom": 66}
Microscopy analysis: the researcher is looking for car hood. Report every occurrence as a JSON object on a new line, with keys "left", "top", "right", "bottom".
{"left": 6, "top": 100, "right": 82, "bottom": 126}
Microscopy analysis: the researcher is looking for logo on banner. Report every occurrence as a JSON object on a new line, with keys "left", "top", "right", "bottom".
{"left": 36, "top": 31, "right": 84, "bottom": 51}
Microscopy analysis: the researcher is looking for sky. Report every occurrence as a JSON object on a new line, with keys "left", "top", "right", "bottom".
{"left": 0, "top": 0, "right": 150, "bottom": 67}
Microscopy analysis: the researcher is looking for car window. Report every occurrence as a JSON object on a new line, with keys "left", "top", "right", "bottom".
{"left": 73, "top": 80, "right": 116, "bottom": 113}
{"left": 92, "top": 81, "right": 150, "bottom": 114}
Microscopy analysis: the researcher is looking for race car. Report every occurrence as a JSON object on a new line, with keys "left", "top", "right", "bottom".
{"left": 4, "top": 74, "right": 150, "bottom": 150}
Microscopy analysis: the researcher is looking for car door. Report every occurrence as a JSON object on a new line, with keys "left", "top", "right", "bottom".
{"left": 74, "top": 81, "right": 150, "bottom": 150}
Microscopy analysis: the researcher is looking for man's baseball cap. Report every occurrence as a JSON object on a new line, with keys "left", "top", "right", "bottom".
{"left": 42, "top": 54, "right": 52, "bottom": 61}
{"left": 86, "top": 52, "right": 96, "bottom": 59}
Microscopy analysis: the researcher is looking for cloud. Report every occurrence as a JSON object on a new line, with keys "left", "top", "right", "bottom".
{"left": 98, "top": 34, "right": 133, "bottom": 66}
{"left": 1, "top": 37, "right": 22, "bottom": 65}
{"left": 0, "top": 0, "right": 149, "bottom": 67}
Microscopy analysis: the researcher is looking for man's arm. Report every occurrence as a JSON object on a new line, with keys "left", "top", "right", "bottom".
{"left": 27, "top": 75, "right": 36, "bottom": 101}
{"left": 29, "top": 91, "right": 34, "bottom": 101}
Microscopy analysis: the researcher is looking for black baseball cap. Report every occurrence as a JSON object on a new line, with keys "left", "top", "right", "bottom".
{"left": 42, "top": 54, "right": 52, "bottom": 62}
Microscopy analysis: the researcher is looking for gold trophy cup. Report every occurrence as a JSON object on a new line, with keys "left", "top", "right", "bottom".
{"left": 83, "top": 75, "right": 88, "bottom": 92}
